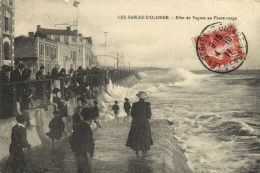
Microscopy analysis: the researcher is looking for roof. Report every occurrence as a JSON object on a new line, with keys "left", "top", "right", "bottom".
{"left": 84, "top": 37, "right": 93, "bottom": 44}
{"left": 35, "top": 28, "right": 77, "bottom": 37}
{"left": 15, "top": 35, "right": 35, "bottom": 40}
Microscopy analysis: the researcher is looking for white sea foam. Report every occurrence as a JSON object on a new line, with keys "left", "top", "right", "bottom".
{"left": 98, "top": 68, "right": 259, "bottom": 173}
{"left": 168, "top": 68, "right": 213, "bottom": 87}
{"left": 139, "top": 72, "right": 149, "bottom": 77}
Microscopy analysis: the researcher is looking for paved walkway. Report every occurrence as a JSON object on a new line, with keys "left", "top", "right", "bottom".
{"left": 1, "top": 119, "right": 192, "bottom": 173}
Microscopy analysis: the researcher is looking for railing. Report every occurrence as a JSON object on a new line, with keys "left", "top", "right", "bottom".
{"left": 0, "top": 70, "right": 136, "bottom": 118}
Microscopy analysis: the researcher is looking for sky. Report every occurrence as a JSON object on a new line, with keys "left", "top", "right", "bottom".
{"left": 15, "top": 0, "right": 260, "bottom": 70}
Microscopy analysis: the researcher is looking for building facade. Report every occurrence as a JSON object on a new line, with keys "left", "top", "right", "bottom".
{"left": 15, "top": 33, "right": 59, "bottom": 77}
{"left": 0, "top": 0, "right": 15, "bottom": 66}
{"left": 34, "top": 25, "right": 95, "bottom": 70}
{"left": 15, "top": 25, "right": 96, "bottom": 76}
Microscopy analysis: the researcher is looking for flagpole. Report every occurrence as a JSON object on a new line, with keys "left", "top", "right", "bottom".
{"left": 104, "top": 32, "right": 108, "bottom": 69}
{"left": 76, "top": 3, "right": 79, "bottom": 69}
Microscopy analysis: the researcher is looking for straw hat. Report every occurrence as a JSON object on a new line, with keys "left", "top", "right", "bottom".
{"left": 136, "top": 91, "right": 148, "bottom": 99}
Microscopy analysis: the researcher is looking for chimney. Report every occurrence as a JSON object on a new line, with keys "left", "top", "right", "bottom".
{"left": 67, "top": 26, "right": 71, "bottom": 31}
{"left": 37, "top": 25, "right": 41, "bottom": 30}
{"left": 28, "top": 32, "right": 34, "bottom": 37}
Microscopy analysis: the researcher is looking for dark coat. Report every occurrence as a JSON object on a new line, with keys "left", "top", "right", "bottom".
{"left": 69, "top": 121, "right": 94, "bottom": 158}
{"left": 51, "top": 67, "right": 59, "bottom": 79}
{"left": 126, "top": 101, "right": 153, "bottom": 151}
{"left": 7, "top": 124, "right": 30, "bottom": 169}
{"left": 124, "top": 102, "right": 131, "bottom": 113}
{"left": 81, "top": 108, "right": 94, "bottom": 121}
{"left": 57, "top": 101, "right": 68, "bottom": 117}
{"left": 92, "top": 106, "right": 99, "bottom": 118}
{"left": 36, "top": 70, "right": 44, "bottom": 80}
{"left": 0, "top": 70, "right": 9, "bottom": 97}
{"left": 47, "top": 116, "right": 65, "bottom": 140}
{"left": 0, "top": 71, "right": 12, "bottom": 118}
{"left": 21, "top": 69, "right": 31, "bottom": 80}
{"left": 112, "top": 104, "right": 119, "bottom": 114}
{"left": 10, "top": 68, "right": 22, "bottom": 82}
{"left": 72, "top": 112, "right": 81, "bottom": 130}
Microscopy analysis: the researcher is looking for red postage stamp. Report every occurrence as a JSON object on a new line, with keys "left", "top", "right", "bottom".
{"left": 194, "top": 22, "right": 248, "bottom": 73}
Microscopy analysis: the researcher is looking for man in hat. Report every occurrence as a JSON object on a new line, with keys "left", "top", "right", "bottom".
{"left": 124, "top": 98, "right": 131, "bottom": 120}
{"left": 35, "top": 65, "right": 45, "bottom": 99}
{"left": 70, "top": 108, "right": 95, "bottom": 173}
{"left": 72, "top": 106, "right": 83, "bottom": 130}
{"left": 0, "top": 65, "right": 12, "bottom": 118}
{"left": 5, "top": 113, "right": 31, "bottom": 173}
{"left": 112, "top": 101, "right": 120, "bottom": 122}
{"left": 36, "top": 65, "right": 45, "bottom": 80}
{"left": 46, "top": 110, "right": 65, "bottom": 150}
{"left": 92, "top": 101, "right": 102, "bottom": 128}
{"left": 81, "top": 100, "right": 93, "bottom": 122}
{"left": 10, "top": 63, "right": 25, "bottom": 82}
{"left": 126, "top": 91, "right": 153, "bottom": 157}
{"left": 9, "top": 63, "right": 26, "bottom": 104}
{"left": 51, "top": 64, "right": 60, "bottom": 79}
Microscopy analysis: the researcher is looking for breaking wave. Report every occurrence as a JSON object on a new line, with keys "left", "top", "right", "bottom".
{"left": 97, "top": 68, "right": 260, "bottom": 173}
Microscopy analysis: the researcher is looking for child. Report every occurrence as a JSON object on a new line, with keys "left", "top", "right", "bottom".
{"left": 70, "top": 110, "right": 95, "bottom": 173}
{"left": 46, "top": 110, "right": 65, "bottom": 150}
{"left": 20, "top": 88, "right": 34, "bottom": 110}
{"left": 15, "top": 98, "right": 34, "bottom": 130}
{"left": 92, "top": 101, "right": 102, "bottom": 128}
{"left": 112, "top": 101, "right": 120, "bottom": 122}
{"left": 5, "top": 114, "right": 31, "bottom": 173}
{"left": 124, "top": 98, "right": 131, "bottom": 120}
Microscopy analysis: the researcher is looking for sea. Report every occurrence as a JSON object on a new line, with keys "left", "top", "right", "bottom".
{"left": 101, "top": 68, "right": 260, "bottom": 173}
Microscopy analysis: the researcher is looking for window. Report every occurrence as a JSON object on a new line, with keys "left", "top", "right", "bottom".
{"left": 40, "top": 44, "right": 43, "bottom": 56}
{"left": 54, "top": 35, "right": 59, "bottom": 41}
{"left": 51, "top": 47, "right": 53, "bottom": 59}
{"left": 47, "top": 64, "right": 50, "bottom": 73}
{"left": 71, "top": 50, "right": 76, "bottom": 61}
{"left": 4, "top": 42, "right": 10, "bottom": 60}
{"left": 46, "top": 45, "right": 49, "bottom": 57}
{"left": 64, "top": 36, "right": 69, "bottom": 43}
{"left": 5, "top": 17, "right": 9, "bottom": 32}
{"left": 54, "top": 48, "right": 57, "bottom": 59}
{"left": 10, "top": 0, "right": 13, "bottom": 5}
{"left": 72, "top": 36, "right": 77, "bottom": 42}
{"left": 51, "top": 47, "right": 56, "bottom": 60}
{"left": 60, "top": 36, "right": 64, "bottom": 43}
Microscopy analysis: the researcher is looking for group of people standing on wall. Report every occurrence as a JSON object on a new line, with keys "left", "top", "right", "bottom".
{"left": 0, "top": 62, "right": 122, "bottom": 119}
{"left": 0, "top": 63, "right": 33, "bottom": 119}
{"left": 1, "top": 62, "right": 152, "bottom": 173}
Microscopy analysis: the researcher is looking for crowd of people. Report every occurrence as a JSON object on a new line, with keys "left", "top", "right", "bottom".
{"left": 0, "top": 63, "right": 130, "bottom": 119}
{"left": 1, "top": 62, "right": 151, "bottom": 173}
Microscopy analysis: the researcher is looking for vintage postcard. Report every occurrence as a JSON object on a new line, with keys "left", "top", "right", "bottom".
{"left": 0, "top": 0, "right": 259, "bottom": 172}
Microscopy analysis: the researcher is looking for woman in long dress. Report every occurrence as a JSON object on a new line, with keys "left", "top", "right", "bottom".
{"left": 126, "top": 91, "right": 153, "bottom": 157}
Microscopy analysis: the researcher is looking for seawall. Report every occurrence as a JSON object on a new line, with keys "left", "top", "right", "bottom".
{"left": 0, "top": 74, "right": 193, "bottom": 173}
{"left": 92, "top": 119, "right": 192, "bottom": 173}
{"left": 0, "top": 74, "right": 140, "bottom": 162}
